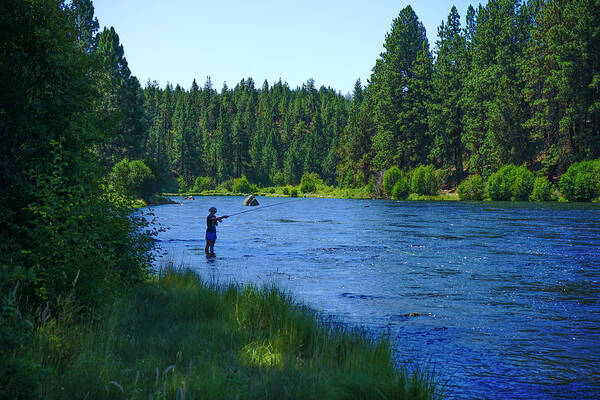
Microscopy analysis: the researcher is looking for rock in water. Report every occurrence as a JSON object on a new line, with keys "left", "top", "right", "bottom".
{"left": 243, "top": 195, "right": 259, "bottom": 206}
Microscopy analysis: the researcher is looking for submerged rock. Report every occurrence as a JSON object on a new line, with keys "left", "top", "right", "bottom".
{"left": 243, "top": 194, "right": 259, "bottom": 206}
{"left": 184, "top": 195, "right": 195, "bottom": 200}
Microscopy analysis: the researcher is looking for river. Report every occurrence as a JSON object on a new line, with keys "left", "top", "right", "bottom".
{"left": 147, "top": 196, "right": 600, "bottom": 399}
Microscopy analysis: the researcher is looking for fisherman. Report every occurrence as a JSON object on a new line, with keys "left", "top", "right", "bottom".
{"left": 205, "top": 206, "right": 228, "bottom": 256}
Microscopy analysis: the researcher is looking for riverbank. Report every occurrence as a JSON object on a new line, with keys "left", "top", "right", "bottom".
{"left": 162, "top": 187, "right": 460, "bottom": 201}
{"left": 20, "top": 266, "right": 439, "bottom": 399}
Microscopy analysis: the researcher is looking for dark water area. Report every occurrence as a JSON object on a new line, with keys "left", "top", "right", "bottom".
{"left": 147, "top": 197, "right": 600, "bottom": 399}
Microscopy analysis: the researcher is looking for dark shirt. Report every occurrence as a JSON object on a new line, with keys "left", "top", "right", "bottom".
{"left": 206, "top": 214, "right": 217, "bottom": 233}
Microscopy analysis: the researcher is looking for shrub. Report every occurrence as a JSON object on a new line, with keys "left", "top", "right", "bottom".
{"left": 458, "top": 175, "right": 486, "bottom": 200}
{"left": 217, "top": 179, "right": 234, "bottom": 192}
{"left": 282, "top": 187, "right": 290, "bottom": 196}
{"left": 487, "top": 164, "right": 534, "bottom": 201}
{"left": 290, "top": 188, "right": 298, "bottom": 197}
{"left": 512, "top": 166, "right": 535, "bottom": 201}
{"left": 109, "top": 159, "right": 155, "bottom": 199}
{"left": 383, "top": 166, "right": 403, "bottom": 196}
{"left": 559, "top": 160, "right": 600, "bottom": 202}
{"left": 300, "top": 172, "right": 323, "bottom": 193}
{"left": 487, "top": 165, "right": 516, "bottom": 200}
{"left": 233, "top": 175, "right": 254, "bottom": 194}
{"left": 391, "top": 176, "right": 410, "bottom": 200}
{"left": 192, "top": 176, "right": 213, "bottom": 192}
{"left": 177, "top": 176, "right": 188, "bottom": 193}
{"left": 530, "top": 177, "right": 555, "bottom": 201}
{"left": 272, "top": 171, "right": 286, "bottom": 186}
{"left": 411, "top": 165, "right": 440, "bottom": 196}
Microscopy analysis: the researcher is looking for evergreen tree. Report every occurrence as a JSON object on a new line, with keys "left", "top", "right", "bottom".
{"left": 462, "top": 0, "right": 533, "bottom": 176}
{"left": 429, "top": 6, "right": 468, "bottom": 180}
{"left": 370, "top": 6, "right": 429, "bottom": 171}
{"left": 523, "top": 0, "right": 600, "bottom": 175}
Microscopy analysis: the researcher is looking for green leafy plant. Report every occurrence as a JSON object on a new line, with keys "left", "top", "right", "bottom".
{"left": 233, "top": 175, "right": 254, "bottom": 194}
{"left": 411, "top": 165, "right": 440, "bottom": 196}
{"left": 512, "top": 166, "right": 535, "bottom": 201}
{"left": 559, "top": 160, "right": 600, "bottom": 202}
{"left": 391, "top": 176, "right": 410, "bottom": 200}
{"left": 458, "top": 175, "right": 486, "bottom": 200}
{"left": 530, "top": 177, "right": 555, "bottom": 201}
{"left": 383, "top": 166, "right": 403, "bottom": 196}
{"left": 300, "top": 172, "right": 323, "bottom": 193}
{"left": 109, "top": 159, "right": 156, "bottom": 199}
{"left": 192, "top": 176, "right": 213, "bottom": 192}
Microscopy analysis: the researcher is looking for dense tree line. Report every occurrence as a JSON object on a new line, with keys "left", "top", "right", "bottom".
{"left": 1, "top": 0, "right": 153, "bottom": 392}
{"left": 133, "top": 0, "right": 599, "bottom": 191}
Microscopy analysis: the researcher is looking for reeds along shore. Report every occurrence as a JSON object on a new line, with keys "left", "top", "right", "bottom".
{"left": 21, "top": 265, "right": 439, "bottom": 399}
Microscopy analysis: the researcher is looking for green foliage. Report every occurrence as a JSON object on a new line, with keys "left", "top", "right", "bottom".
{"left": 530, "top": 177, "right": 556, "bottom": 202}
{"left": 290, "top": 188, "right": 299, "bottom": 197}
{"left": 109, "top": 159, "right": 155, "bottom": 198}
{"left": 300, "top": 172, "right": 323, "bottom": 193}
{"left": 559, "top": 160, "right": 600, "bottom": 202}
{"left": 411, "top": 165, "right": 440, "bottom": 195}
{"left": 487, "top": 165, "right": 517, "bottom": 201}
{"left": 391, "top": 176, "right": 410, "bottom": 200}
{"left": 512, "top": 166, "right": 535, "bottom": 201}
{"left": 457, "top": 175, "right": 486, "bottom": 201}
{"left": 16, "top": 267, "right": 438, "bottom": 399}
{"left": 487, "top": 165, "right": 534, "bottom": 201}
{"left": 192, "top": 176, "right": 213, "bottom": 192}
{"left": 176, "top": 176, "right": 188, "bottom": 193}
{"left": 383, "top": 166, "right": 403, "bottom": 195}
{"left": 232, "top": 175, "right": 254, "bottom": 194}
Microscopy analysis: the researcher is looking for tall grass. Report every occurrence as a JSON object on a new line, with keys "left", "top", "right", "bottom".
{"left": 26, "top": 265, "right": 440, "bottom": 399}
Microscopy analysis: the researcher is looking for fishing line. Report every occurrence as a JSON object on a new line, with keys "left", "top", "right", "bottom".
{"left": 226, "top": 199, "right": 300, "bottom": 218}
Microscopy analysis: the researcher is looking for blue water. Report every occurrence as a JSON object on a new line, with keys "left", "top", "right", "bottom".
{"left": 147, "top": 197, "right": 600, "bottom": 399}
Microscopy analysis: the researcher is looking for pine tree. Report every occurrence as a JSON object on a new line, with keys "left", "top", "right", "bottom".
{"left": 523, "top": 0, "right": 600, "bottom": 175}
{"left": 370, "top": 6, "right": 429, "bottom": 171}
{"left": 429, "top": 6, "right": 467, "bottom": 181}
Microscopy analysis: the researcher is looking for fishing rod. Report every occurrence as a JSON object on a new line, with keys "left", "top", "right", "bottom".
{"left": 225, "top": 199, "right": 300, "bottom": 218}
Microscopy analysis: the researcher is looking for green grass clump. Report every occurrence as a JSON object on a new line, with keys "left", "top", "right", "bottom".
{"left": 23, "top": 266, "right": 439, "bottom": 399}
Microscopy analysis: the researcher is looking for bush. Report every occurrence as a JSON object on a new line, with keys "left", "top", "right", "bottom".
{"left": 192, "top": 176, "right": 213, "bottom": 192}
{"left": 391, "top": 176, "right": 410, "bottom": 200}
{"left": 559, "top": 160, "right": 600, "bottom": 202}
{"left": 300, "top": 172, "right": 323, "bottom": 193}
{"left": 233, "top": 175, "right": 254, "bottom": 194}
{"left": 290, "top": 188, "right": 298, "bottom": 197}
{"left": 282, "top": 187, "right": 290, "bottom": 196}
{"left": 487, "top": 164, "right": 534, "bottom": 201}
{"left": 177, "top": 176, "right": 188, "bottom": 193}
{"left": 383, "top": 166, "right": 403, "bottom": 196}
{"left": 530, "top": 177, "right": 555, "bottom": 201}
{"left": 486, "top": 165, "right": 516, "bottom": 201}
{"left": 411, "top": 165, "right": 440, "bottom": 196}
{"left": 272, "top": 171, "right": 286, "bottom": 186}
{"left": 217, "top": 179, "right": 234, "bottom": 192}
{"left": 512, "top": 166, "right": 535, "bottom": 201}
{"left": 458, "top": 175, "right": 486, "bottom": 200}
{"left": 109, "top": 159, "right": 156, "bottom": 199}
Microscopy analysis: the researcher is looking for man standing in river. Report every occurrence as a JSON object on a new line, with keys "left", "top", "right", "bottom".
{"left": 205, "top": 206, "right": 228, "bottom": 256}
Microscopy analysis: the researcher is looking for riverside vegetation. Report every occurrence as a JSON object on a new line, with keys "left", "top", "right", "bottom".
{"left": 1, "top": 0, "right": 599, "bottom": 398}
{"left": 9, "top": 265, "right": 438, "bottom": 399}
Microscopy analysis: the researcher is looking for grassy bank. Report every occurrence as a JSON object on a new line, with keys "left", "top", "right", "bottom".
{"left": 21, "top": 266, "right": 439, "bottom": 400}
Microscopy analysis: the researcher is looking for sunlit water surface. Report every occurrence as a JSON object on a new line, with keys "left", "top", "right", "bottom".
{"left": 147, "top": 197, "right": 600, "bottom": 399}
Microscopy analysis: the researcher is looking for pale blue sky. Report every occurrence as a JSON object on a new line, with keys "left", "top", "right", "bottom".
{"left": 93, "top": 0, "right": 479, "bottom": 94}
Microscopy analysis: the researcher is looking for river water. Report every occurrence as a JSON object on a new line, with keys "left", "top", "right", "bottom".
{"left": 147, "top": 196, "right": 600, "bottom": 399}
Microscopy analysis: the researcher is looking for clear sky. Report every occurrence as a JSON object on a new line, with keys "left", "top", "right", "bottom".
{"left": 93, "top": 0, "right": 480, "bottom": 94}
